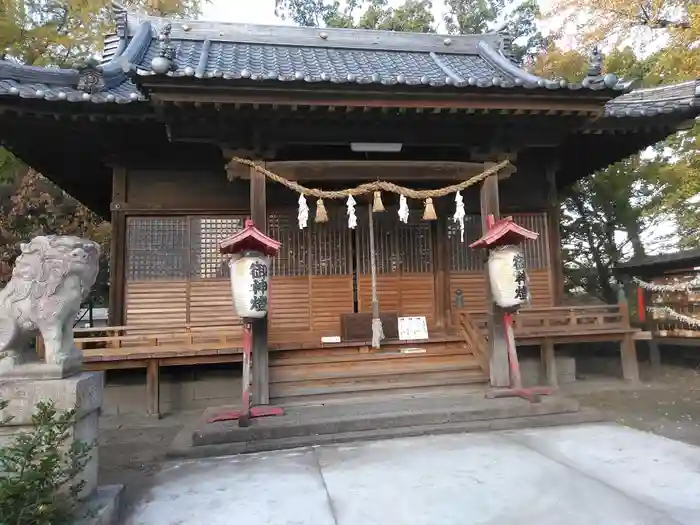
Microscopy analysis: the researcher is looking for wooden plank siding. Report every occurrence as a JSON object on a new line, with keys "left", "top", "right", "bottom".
{"left": 121, "top": 208, "right": 556, "bottom": 344}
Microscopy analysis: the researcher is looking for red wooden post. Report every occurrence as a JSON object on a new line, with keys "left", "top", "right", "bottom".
{"left": 471, "top": 216, "right": 554, "bottom": 403}
{"left": 208, "top": 219, "right": 284, "bottom": 426}
{"left": 637, "top": 286, "right": 646, "bottom": 323}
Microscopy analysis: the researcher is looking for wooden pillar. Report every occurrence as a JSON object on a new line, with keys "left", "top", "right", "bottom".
{"left": 644, "top": 286, "right": 662, "bottom": 374}
{"left": 480, "top": 174, "right": 510, "bottom": 387}
{"left": 540, "top": 340, "right": 558, "bottom": 387}
{"left": 546, "top": 165, "right": 564, "bottom": 305}
{"left": 250, "top": 166, "right": 270, "bottom": 405}
{"left": 618, "top": 293, "right": 640, "bottom": 382}
{"left": 433, "top": 213, "right": 449, "bottom": 330}
{"left": 109, "top": 167, "right": 127, "bottom": 326}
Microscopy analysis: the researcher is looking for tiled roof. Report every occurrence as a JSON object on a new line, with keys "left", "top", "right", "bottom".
{"left": 0, "top": 4, "right": 697, "bottom": 123}
{"left": 616, "top": 248, "right": 700, "bottom": 274}
{"left": 129, "top": 14, "right": 625, "bottom": 91}
{"left": 0, "top": 77, "right": 142, "bottom": 104}
{"left": 605, "top": 80, "right": 700, "bottom": 117}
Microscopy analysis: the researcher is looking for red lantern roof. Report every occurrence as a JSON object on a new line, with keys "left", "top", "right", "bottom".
{"left": 219, "top": 219, "right": 282, "bottom": 256}
{"left": 469, "top": 216, "right": 539, "bottom": 249}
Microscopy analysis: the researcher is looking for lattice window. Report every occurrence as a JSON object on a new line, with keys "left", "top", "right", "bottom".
{"left": 513, "top": 213, "right": 549, "bottom": 269}
{"left": 448, "top": 215, "right": 484, "bottom": 272}
{"left": 126, "top": 217, "right": 189, "bottom": 280}
{"left": 447, "top": 213, "right": 550, "bottom": 271}
{"left": 268, "top": 210, "right": 309, "bottom": 277}
{"left": 310, "top": 206, "right": 351, "bottom": 276}
{"left": 357, "top": 206, "right": 434, "bottom": 274}
{"left": 190, "top": 216, "right": 244, "bottom": 279}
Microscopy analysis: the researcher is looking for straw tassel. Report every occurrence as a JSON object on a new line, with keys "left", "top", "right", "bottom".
{"left": 315, "top": 198, "right": 328, "bottom": 223}
{"left": 423, "top": 197, "right": 437, "bottom": 220}
{"left": 372, "top": 191, "right": 385, "bottom": 212}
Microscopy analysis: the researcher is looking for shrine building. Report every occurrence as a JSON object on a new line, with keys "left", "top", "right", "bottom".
{"left": 1, "top": 4, "right": 699, "bottom": 414}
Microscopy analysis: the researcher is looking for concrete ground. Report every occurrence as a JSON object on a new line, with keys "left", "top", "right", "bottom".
{"left": 123, "top": 422, "right": 700, "bottom": 525}
{"left": 98, "top": 364, "right": 700, "bottom": 519}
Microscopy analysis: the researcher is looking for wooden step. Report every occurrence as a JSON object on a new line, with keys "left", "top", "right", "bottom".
{"left": 270, "top": 368, "right": 487, "bottom": 400}
{"left": 271, "top": 343, "right": 469, "bottom": 366}
{"left": 276, "top": 384, "right": 488, "bottom": 408}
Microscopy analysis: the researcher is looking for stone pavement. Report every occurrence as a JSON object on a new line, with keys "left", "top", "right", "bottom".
{"left": 124, "top": 423, "right": 700, "bottom": 525}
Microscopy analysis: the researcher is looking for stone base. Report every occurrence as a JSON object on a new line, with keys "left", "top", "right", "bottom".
{"left": 0, "top": 371, "right": 104, "bottom": 500}
{"left": 521, "top": 356, "right": 577, "bottom": 387}
{"left": 76, "top": 485, "right": 124, "bottom": 525}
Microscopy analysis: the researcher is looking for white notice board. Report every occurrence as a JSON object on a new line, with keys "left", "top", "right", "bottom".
{"left": 398, "top": 316, "right": 429, "bottom": 341}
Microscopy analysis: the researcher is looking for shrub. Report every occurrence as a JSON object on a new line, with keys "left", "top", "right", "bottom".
{"left": 0, "top": 399, "right": 94, "bottom": 525}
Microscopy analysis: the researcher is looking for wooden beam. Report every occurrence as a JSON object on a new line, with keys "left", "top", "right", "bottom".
{"left": 546, "top": 165, "right": 565, "bottom": 305}
{"left": 148, "top": 88, "right": 607, "bottom": 114}
{"left": 108, "top": 166, "right": 128, "bottom": 326}
{"left": 250, "top": 164, "right": 270, "bottom": 405}
{"left": 480, "top": 174, "right": 510, "bottom": 388}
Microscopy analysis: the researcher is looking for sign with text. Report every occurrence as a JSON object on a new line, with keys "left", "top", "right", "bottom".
{"left": 398, "top": 316, "right": 429, "bottom": 341}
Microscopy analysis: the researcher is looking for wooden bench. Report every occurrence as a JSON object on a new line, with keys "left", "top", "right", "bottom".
{"left": 73, "top": 322, "right": 244, "bottom": 417}
{"left": 462, "top": 304, "right": 641, "bottom": 386}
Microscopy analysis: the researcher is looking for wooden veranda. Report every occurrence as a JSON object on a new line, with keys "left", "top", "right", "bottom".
{"left": 74, "top": 301, "right": 639, "bottom": 415}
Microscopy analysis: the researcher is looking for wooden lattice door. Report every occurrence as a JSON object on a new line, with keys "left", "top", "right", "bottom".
{"left": 267, "top": 207, "right": 355, "bottom": 341}
{"left": 355, "top": 206, "right": 437, "bottom": 328}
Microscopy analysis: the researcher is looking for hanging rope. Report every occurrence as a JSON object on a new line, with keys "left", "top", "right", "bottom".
{"left": 229, "top": 157, "right": 512, "bottom": 200}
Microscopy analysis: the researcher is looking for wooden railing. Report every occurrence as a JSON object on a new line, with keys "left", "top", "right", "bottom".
{"left": 73, "top": 322, "right": 243, "bottom": 360}
{"left": 461, "top": 304, "right": 632, "bottom": 339}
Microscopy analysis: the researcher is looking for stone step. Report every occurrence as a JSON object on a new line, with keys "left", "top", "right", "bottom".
{"left": 168, "top": 408, "right": 604, "bottom": 460}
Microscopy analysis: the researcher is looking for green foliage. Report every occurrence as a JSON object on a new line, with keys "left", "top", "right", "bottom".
{"left": 0, "top": 0, "right": 210, "bottom": 67}
{"left": 0, "top": 399, "right": 94, "bottom": 525}
{"left": 0, "top": 170, "right": 111, "bottom": 302}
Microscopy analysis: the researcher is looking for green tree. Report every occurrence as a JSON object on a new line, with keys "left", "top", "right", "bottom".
{"left": 0, "top": 0, "right": 209, "bottom": 66}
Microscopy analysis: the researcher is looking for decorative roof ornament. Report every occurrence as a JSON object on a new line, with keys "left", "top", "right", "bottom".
{"left": 112, "top": 2, "right": 127, "bottom": 38}
{"left": 498, "top": 30, "right": 518, "bottom": 65}
{"left": 74, "top": 58, "right": 106, "bottom": 94}
{"left": 151, "top": 23, "right": 177, "bottom": 75}
{"left": 582, "top": 46, "right": 619, "bottom": 90}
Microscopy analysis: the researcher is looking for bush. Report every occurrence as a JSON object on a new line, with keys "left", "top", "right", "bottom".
{"left": 0, "top": 399, "right": 94, "bottom": 525}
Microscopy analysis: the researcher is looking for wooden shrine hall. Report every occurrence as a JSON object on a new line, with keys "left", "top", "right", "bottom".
{"left": 1, "top": 4, "right": 700, "bottom": 414}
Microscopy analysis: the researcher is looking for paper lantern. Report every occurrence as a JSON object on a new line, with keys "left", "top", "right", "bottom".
{"left": 229, "top": 252, "right": 271, "bottom": 319}
{"left": 487, "top": 245, "right": 530, "bottom": 310}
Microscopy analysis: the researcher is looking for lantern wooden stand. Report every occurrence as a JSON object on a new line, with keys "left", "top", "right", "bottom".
{"left": 470, "top": 215, "right": 555, "bottom": 403}
{"left": 208, "top": 219, "right": 284, "bottom": 427}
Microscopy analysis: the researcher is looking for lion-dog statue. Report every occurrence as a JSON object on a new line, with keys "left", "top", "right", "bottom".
{"left": 0, "top": 235, "right": 100, "bottom": 376}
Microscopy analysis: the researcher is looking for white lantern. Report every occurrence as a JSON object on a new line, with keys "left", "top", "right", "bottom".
{"left": 488, "top": 245, "right": 530, "bottom": 310}
{"left": 229, "top": 251, "right": 271, "bottom": 319}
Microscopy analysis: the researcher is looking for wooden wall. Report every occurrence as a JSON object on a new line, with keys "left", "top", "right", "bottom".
{"left": 116, "top": 167, "right": 559, "bottom": 339}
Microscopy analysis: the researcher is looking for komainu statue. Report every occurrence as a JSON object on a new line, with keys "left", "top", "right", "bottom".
{"left": 0, "top": 235, "right": 100, "bottom": 377}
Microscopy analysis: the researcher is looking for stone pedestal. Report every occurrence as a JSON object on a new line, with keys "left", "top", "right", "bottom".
{"left": 0, "top": 371, "right": 104, "bottom": 500}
